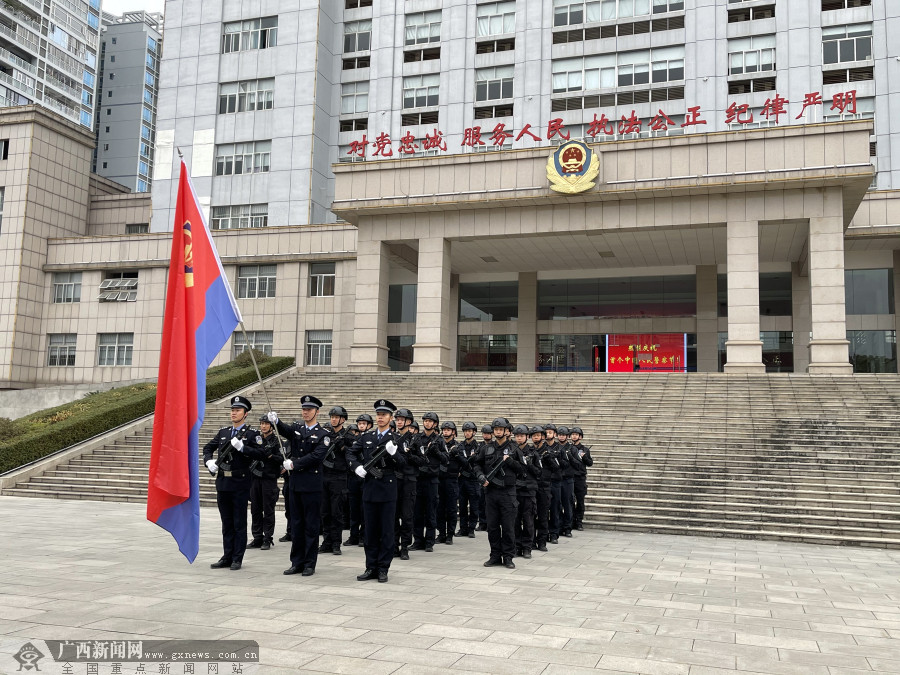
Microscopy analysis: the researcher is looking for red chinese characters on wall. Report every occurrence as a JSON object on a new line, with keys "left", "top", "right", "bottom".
{"left": 346, "top": 90, "right": 860, "bottom": 159}
{"left": 606, "top": 334, "right": 687, "bottom": 373}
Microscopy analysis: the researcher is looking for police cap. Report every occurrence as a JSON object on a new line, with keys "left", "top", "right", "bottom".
{"left": 300, "top": 395, "right": 322, "bottom": 409}
{"left": 374, "top": 399, "right": 397, "bottom": 414}
{"left": 230, "top": 395, "right": 252, "bottom": 411}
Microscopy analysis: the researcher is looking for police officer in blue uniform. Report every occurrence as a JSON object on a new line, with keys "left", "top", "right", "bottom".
{"left": 203, "top": 395, "right": 265, "bottom": 571}
{"left": 347, "top": 400, "right": 406, "bottom": 583}
{"left": 268, "top": 395, "right": 331, "bottom": 577}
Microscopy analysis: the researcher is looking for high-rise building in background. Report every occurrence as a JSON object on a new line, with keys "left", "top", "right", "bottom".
{"left": 92, "top": 11, "right": 162, "bottom": 193}
{"left": 0, "top": 0, "right": 101, "bottom": 129}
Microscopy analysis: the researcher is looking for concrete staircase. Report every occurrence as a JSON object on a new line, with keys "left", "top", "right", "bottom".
{"left": 4, "top": 371, "right": 900, "bottom": 547}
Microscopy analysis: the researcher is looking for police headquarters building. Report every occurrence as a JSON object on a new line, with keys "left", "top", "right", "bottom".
{"left": 2, "top": 0, "right": 900, "bottom": 389}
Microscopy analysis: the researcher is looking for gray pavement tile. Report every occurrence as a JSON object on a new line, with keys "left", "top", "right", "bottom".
{"left": 646, "top": 647, "right": 737, "bottom": 669}
{"left": 411, "top": 623, "right": 492, "bottom": 640}
{"left": 867, "top": 658, "right": 900, "bottom": 671}
{"left": 563, "top": 637, "right": 650, "bottom": 658}
{"left": 353, "top": 631, "right": 440, "bottom": 649}
{"left": 483, "top": 630, "right": 568, "bottom": 649}
{"left": 450, "top": 653, "right": 547, "bottom": 674}
{"left": 302, "top": 653, "right": 403, "bottom": 674}
{"left": 511, "top": 644, "right": 601, "bottom": 667}
{"left": 431, "top": 637, "right": 518, "bottom": 658}
{"left": 368, "top": 644, "right": 464, "bottom": 667}
{"left": 282, "top": 624, "right": 370, "bottom": 640}
{"left": 733, "top": 657, "right": 832, "bottom": 674}
{"left": 597, "top": 654, "right": 692, "bottom": 674}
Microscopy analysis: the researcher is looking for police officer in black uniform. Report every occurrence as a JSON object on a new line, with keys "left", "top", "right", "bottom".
{"left": 269, "top": 395, "right": 331, "bottom": 577}
{"left": 544, "top": 423, "right": 567, "bottom": 545}
{"left": 557, "top": 426, "right": 576, "bottom": 538}
{"left": 411, "top": 412, "right": 448, "bottom": 552}
{"left": 455, "top": 421, "right": 481, "bottom": 538}
{"left": 513, "top": 424, "right": 541, "bottom": 559}
{"left": 531, "top": 425, "right": 552, "bottom": 552}
{"left": 204, "top": 395, "right": 265, "bottom": 571}
{"left": 474, "top": 418, "right": 524, "bottom": 569}
{"left": 248, "top": 414, "right": 285, "bottom": 551}
{"left": 319, "top": 405, "right": 350, "bottom": 556}
{"left": 347, "top": 399, "right": 406, "bottom": 583}
{"left": 393, "top": 408, "right": 422, "bottom": 560}
{"left": 570, "top": 427, "right": 593, "bottom": 530}
{"left": 345, "top": 413, "right": 372, "bottom": 547}
{"left": 438, "top": 421, "right": 462, "bottom": 545}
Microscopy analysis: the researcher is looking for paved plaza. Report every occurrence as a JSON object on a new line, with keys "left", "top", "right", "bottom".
{"left": 0, "top": 496, "right": 899, "bottom": 674}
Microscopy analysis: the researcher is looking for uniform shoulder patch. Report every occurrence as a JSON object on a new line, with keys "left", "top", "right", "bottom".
{"left": 324, "top": 437, "right": 330, "bottom": 446}
{"left": 256, "top": 436, "right": 263, "bottom": 444}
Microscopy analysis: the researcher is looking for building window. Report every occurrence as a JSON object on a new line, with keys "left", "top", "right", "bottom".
{"left": 822, "top": 24, "right": 872, "bottom": 65}
{"left": 388, "top": 336, "right": 415, "bottom": 371}
{"left": 405, "top": 11, "right": 441, "bottom": 46}
{"left": 47, "top": 333, "right": 76, "bottom": 367}
{"left": 459, "top": 282, "right": 518, "bottom": 322}
{"left": 477, "top": 1, "right": 516, "bottom": 37}
{"left": 458, "top": 335, "right": 517, "bottom": 372}
{"left": 848, "top": 330, "right": 897, "bottom": 373}
{"left": 99, "top": 271, "right": 138, "bottom": 302}
{"left": 388, "top": 284, "right": 418, "bottom": 323}
{"left": 211, "top": 203, "right": 269, "bottom": 229}
{"left": 761, "top": 331, "right": 793, "bottom": 373}
{"left": 237, "top": 264, "right": 276, "bottom": 299}
{"left": 309, "top": 262, "right": 335, "bottom": 297}
{"left": 341, "top": 81, "right": 369, "bottom": 115}
{"left": 539, "top": 275, "right": 696, "bottom": 320}
{"left": 126, "top": 223, "right": 149, "bottom": 234}
{"left": 306, "top": 330, "right": 333, "bottom": 366}
{"left": 218, "top": 78, "right": 275, "bottom": 114}
{"left": 233, "top": 330, "right": 273, "bottom": 358}
{"left": 402, "top": 74, "right": 439, "bottom": 109}
{"left": 728, "top": 34, "right": 775, "bottom": 75}
{"left": 846, "top": 269, "right": 894, "bottom": 315}
{"left": 52, "top": 271, "right": 82, "bottom": 304}
{"left": 346, "top": 0, "right": 372, "bottom": 7}
{"left": 214, "top": 141, "right": 271, "bottom": 176}
{"left": 553, "top": 54, "right": 614, "bottom": 92}
{"left": 619, "top": 46, "right": 684, "bottom": 86}
{"left": 344, "top": 20, "right": 372, "bottom": 53}
{"left": 97, "top": 333, "right": 133, "bottom": 366}
{"left": 338, "top": 144, "right": 367, "bottom": 163}
{"left": 222, "top": 17, "right": 278, "bottom": 54}
{"left": 475, "top": 65, "right": 514, "bottom": 101}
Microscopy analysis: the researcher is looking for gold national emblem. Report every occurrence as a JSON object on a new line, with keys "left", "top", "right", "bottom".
{"left": 183, "top": 221, "right": 194, "bottom": 288}
{"left": 546, "top": 140, "right": 600, "bottom": 194}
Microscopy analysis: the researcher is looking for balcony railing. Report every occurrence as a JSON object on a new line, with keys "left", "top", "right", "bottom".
{"left": 44, "top": 72, "right": 80, "bottom": 100}
{"left": 0, "top": 43, "right": 35, "bottom": 74}
{"left": 0, "top": 68, "right": 35, "bottom": 96}
{"left": 0, "top": 20, "right": 40, "bottom": 53}
{"left": 45, "top": 46, "right": 82, "bottom": 79}
{"left": 43, "top": 94, "right": 79, "bottom": 120}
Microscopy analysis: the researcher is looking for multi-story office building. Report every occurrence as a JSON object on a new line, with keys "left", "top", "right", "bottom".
{"left": 0, "top": 0, "right": 101, "bottom": 129}
{"left": 2, "top": 1, "right": 900, "bottom": 390}
{"left": 92, "top": 11, "right": 163, "bottom": 194}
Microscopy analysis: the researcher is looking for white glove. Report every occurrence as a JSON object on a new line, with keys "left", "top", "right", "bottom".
{"left": 385, "top": 441, "right": 397, "bottom": 456}
{"left": 283, "top": 459, "right": 294, "bottom": 471}
{"left": 267, "top": 411, "right": 278, "bottom": 424}
{"left": 230, "top": 438, "right": 244, "bottom": 452}
{"left": 206, "top": 459, "right": 218, "bottom": 474}
{"left": 354, "top": 466, "right": 367, "bottom": 478}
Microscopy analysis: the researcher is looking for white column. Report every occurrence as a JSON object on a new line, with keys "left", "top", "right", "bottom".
{"left": 411, "top": 237, "right": 453, "bottom": 372}
{"left": 724, "top": 220, "right": 765, "bottom": 373}
{"left": 791, "top": 262, "right": 811, "bottom": 373}
{"left": 894, "top": 250, "right": 900, "bottom": 374}
{"left": 807, "top": 214, "right": 852, "bottom": 374}
{"left": 695, "top": 265, "right": 718, "bottom": 373}
{"left": 516, "top": 272, "right": 537, "bottom": 372}
{"left": 348, "top": 239, "right": 389, "bottom": 371}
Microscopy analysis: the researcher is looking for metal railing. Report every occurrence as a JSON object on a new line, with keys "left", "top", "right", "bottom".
{"left": 0, "top": 68, "right": 34, "bottom": 96}
{"left": 0, "top": 20, "right": 40, "bottom": 53}
{"left": 43, "top": 94, "right": 79, "bottom": 120}
{"left": 43, "top": 72, "right": 79, "bottom": 100}
{"left": 0, "top": 43, "right": 36, "bottom": 74}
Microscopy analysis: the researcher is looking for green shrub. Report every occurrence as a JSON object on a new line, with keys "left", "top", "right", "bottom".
{"left": 0, "top": 356, "right": 294, "bottom": 474}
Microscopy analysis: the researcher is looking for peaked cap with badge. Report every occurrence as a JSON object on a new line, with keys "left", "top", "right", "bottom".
{"left": 230, "top": 395, "right": 252, "bottom": 411}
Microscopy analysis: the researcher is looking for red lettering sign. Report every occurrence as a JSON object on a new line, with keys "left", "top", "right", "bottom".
{"left": 648, "top": 109, "right": 676, "bottom": 131}
{"left": 681, "top": 105, "right": 707, "bottom": 128}
{"left": 348, "top": 135, "right": 368, "bottom": 158}
{"left": 831, "top": 89, "right": 857, "bottom": 114}
{"left": 547, "top": 118, "right": 570, "bottom": 141}
{"left": 461, "top": 126, "right": 485, "bottom": 147}
{"left": 618, "top": 110, "right": 642, "bottom": 135}
{"left": 586, "top": 113, "right": 615, "bottom": 137}
{"left": 796, "top": 92, "right": 823, "bottom": 120}
{"left": 490, "top": 122, "right": 513, "bottom": 147}
{"left": 371, "top": 132, "right": 393, "bottom": 157}
{"left": 423, "top": 129, "right": 447, "bottom": 151}
{"left": 760, "top": 94, "right": 789, "bottom": 123}
{"left": 397, "top": 131, "right": 418, "bottom": 155}
{"left": 515, "top": 123, "right": 541, "bottom": 142}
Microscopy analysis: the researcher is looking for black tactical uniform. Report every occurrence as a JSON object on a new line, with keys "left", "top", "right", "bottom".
{"left": 276, "top": 395, "right": 331, "bottom": 576}
{"left": 249, "top": 416, "right": 284, "bottom": 550}
{"left": 347, "top": 400, "right": 407, "bottom": 582}
{"left": 477, "top": 426, "right": 492, "bottom": 530}
{"left": 320, "top": 407, "right": 350, "bottom": 555}
{"left": 437, "top": 422, "right": 462, "bottom": 545}
{"left": 394, "top": 409, "right": 423, "bottom": 560}
{"left": 513, "top": 427, "right": 542, "bottom": 558}
{"left": 544, "top": 424, "right": 567, "bottom": 544}
{"left": 474, "top": 419, "right": 524, "bottom": 568}
{"left": 570, "top": 428, "right": 593, "bottom": 530}
{"left": 345, "top": 414, "right": 372, "bottom": 546}
{"left": 456, "top": 422, "right": 481, "bottom": 537}
{"left": 557, "top": 427, "right": 576, "bottom": 537}
{"left": 532, "top": 427, "right": 552, "bottom": 552}
{"left": 411, "top": 413, "right": 448, "bottom": 551}
{"left": 203, "top": 396, "right": 264, "bottom": 570}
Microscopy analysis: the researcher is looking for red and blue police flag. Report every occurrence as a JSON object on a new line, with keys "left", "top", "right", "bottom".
{"left": 147, "top": 160, "right": 242, "bottom": 562}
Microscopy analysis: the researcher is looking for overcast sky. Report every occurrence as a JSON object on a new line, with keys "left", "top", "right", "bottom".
{"left": 102, "top": 0, "right": 165, "bottom": 16}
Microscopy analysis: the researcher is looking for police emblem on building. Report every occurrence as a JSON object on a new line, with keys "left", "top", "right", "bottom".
{"left": 546, "top": 140, "right": 599, "bottom": 194}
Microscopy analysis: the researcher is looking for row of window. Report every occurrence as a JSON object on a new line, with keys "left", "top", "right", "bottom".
{"left": 50, "top": 264, "right": 338, "bottom": 304}
{"left": 46, "top": 329, "right": 334, "bottom": 368}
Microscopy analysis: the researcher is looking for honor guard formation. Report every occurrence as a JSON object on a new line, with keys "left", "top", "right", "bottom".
{"left": 203, "top": 395, "right": 593, "bottom": 582}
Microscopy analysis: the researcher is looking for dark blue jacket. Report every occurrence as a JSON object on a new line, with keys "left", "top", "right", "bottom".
{"left": 276, "top": 419, "right": 331, "bottom": 493}
{"left": 346, "top": 428, "right": 407, "bottom": 503}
